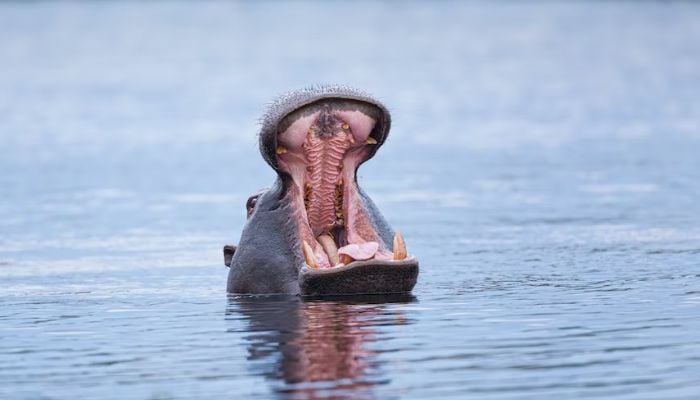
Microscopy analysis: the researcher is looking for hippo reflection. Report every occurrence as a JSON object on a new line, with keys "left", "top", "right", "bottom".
{"left": 225, "top": 86, "right": 419, "bottom": 295}
{"left": 227, "top": 294, "right": 414, "bottom": 397}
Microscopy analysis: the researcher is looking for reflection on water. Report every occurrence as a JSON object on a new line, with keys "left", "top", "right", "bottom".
{"left": 229, "top": 295, "right": 415, "bottom": 399}
{"left": 2, "top": 1, "right": 700, "bottom": 399}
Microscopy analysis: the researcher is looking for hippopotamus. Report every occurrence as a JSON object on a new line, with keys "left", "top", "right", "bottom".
{"left": 225, "top": 86, "right": 419, "bottom": 295}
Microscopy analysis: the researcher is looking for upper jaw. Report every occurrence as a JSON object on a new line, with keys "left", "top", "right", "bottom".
{"left": 258, "top": 86, "right": 391, "bottom": 173}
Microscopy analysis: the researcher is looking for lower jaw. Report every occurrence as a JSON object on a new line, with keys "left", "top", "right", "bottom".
{"left": 299, "top": 258, "right": 419, "bottom": 296}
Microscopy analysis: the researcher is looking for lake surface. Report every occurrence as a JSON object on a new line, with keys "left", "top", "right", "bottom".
{"left": 1, "top": 2, "right": 700, "bottom": 399}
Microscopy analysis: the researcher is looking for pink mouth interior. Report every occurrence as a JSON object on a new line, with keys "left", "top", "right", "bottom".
{"left": 276, "top": 105, "right": 395, "bottom": 268}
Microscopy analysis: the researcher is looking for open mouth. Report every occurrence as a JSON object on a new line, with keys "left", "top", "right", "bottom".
{"left": 275, "top": 99, "right": 414, "bottom": 270}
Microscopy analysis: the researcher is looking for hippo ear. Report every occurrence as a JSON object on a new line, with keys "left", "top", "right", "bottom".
{"left": 223, "top": 245, "right": 236, "bottom": 267}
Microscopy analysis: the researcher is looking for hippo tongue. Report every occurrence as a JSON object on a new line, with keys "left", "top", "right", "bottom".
{"left": 338, "top": 242, "right": 379, "bottom": 261}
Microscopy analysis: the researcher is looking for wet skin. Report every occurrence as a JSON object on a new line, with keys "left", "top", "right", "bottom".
{"left": 226, "top": 86, "right": 419, "bottom": 295}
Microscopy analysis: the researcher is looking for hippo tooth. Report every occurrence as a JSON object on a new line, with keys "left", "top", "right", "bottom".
{"left": 276, "top": 146, "right": 288, "bottom": 155}
{"left": 302, "top": 241, "right": 318, "bottom": 268}
{"left": 317, "top": 234, "right": 339, "bottom": 265}
{"left": 365, "top": 137, "right": 377, "bottom": 145}
{"left": 340, "top": 254, "right": 353, "bottom": 265}
{"left": 393, "top": 231, "right": 407, "bottom": 260}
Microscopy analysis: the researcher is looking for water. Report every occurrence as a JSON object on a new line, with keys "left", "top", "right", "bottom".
{"left": 2, "top": 2, "right": 700, "bottom": 399}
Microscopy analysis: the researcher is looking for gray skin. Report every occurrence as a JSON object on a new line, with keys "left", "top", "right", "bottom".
{"left": 226, "top": 85, "right": 419, "bottom": 296}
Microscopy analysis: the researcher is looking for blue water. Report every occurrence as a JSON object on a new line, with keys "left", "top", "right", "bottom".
{"left": 2, "top": 2, "right": 700, "bottom": 399}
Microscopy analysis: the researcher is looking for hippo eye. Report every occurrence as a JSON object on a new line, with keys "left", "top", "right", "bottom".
{"left": 246, "top": 194, "right": 260, "bottom": 218}
{"left": 245, "top": 189, "right": 269, "bottom": 218}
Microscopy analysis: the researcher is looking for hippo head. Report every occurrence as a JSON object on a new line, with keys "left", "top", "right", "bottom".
{"left": 226, "top": 86, "right": 419, "bottom": 296}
